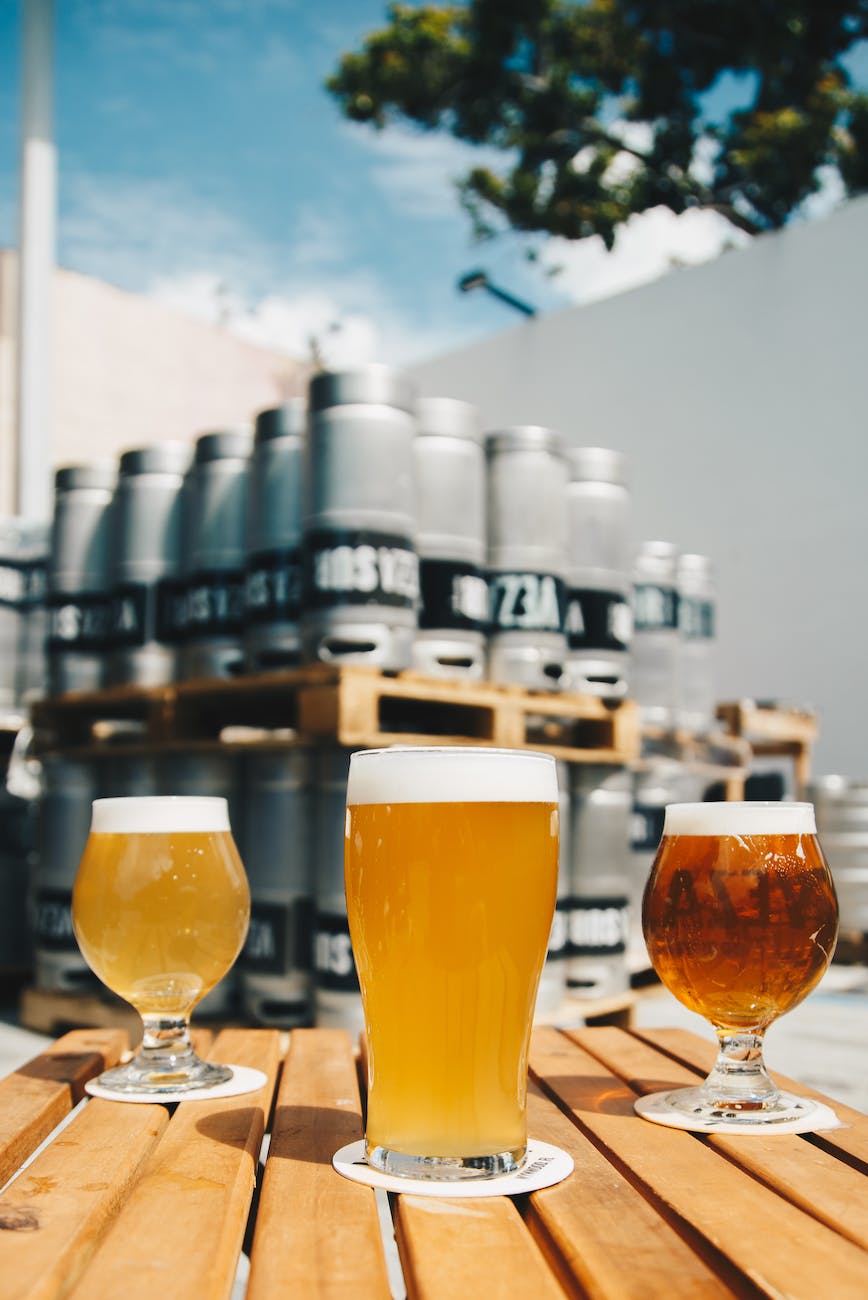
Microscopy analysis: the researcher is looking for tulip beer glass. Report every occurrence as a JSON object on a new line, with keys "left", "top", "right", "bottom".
{"left": 72, "top": 796, "right": 250, "bottom": 1094}
{"left": 345, "top": 746, "right": 559, "bottom": 1178}
{"left": 640, "top": 801, "right": 838, "bottom": 1128}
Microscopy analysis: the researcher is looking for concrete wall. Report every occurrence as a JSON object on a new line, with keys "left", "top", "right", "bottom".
{"left": 408, "top": 197, "right": 868, "bottom": 778}
{"left": 0, "top": 250, "right": 304, "bottom": 517}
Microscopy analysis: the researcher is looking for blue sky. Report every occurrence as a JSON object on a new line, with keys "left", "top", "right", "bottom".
{"left": 0, "top": 1, "right": 858, "bottom": 367}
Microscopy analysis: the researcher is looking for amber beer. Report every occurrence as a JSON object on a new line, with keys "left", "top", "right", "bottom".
{"left": 73, "top": 798, "right": 250, "bottom": 1017}
{"left": 642, "top": 801, "right": 838, "bottom": 1033}
{"left": 345, "top": 746, "right": 559, "bottom": 1179}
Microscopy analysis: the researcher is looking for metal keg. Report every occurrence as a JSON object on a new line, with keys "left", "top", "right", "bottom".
{"left": 631, "top": 541, "right": 680, "bottom": 730}
{"left": 163, "top": 750, "right": 245, "bottom": 1015}
{"left": 99, "top": 754, "right": 161, "bottom": 798}
{"left": 46, "top": 462, "right": 117, "bottom": 695}
{"left": 566, "top": 765, "right": 631, "bottom": 1000}
{"left": 302, "top": 366, "right": 419, "bottom": 670}
{"left": 536, "top": 761, "right": 571, "bottom": 1019}
{"left": 105, "top": 441, "right": 192, "bottom": 687}
{"left": 178, "top": 428, "right": 253, "bottom": 681}
{"left": 412, "top": 397, "right": 488, "bottom": 679}
{"left": 485, "top": 426, "right": 569, "bottom": 690}
{"left": 677, "top": 553, "right": 717, "bottom": 735}
{"left": 0, "top": 740, "right": 37, "bottom": 971}
{"left": 33, "top": 756, "right": 99, "bottom": 991}
{"left": 809, "top": 776, "right": 868, "bottom": 957}
{"left": 0, "top": 518, "right": 48, "bottom": 714}
{"left": 565, "top": 448, "right": 632, "bottom": 700}
{"left": 244, "top": 401, "right": 306, "bottom": 671}
{"left": 238, "top": 749, "right": 313, "bottom": 1026}
{"left": 312, "top": 747, "right": 364, "bottom": 1035}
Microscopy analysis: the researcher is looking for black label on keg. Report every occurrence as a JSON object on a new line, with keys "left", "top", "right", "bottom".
{"left": 32, "top": 889, "right": 78, "bottom": 952}
{"left": 245, "top": 548, "right": 303, "bottom": 624}
{"left": 565, "top": 588, "right": 632, "bottom": 652}
{"left": 630, "top": 803, "right": 666, "bottom": 852}
{"left": 302, "top": 529, "right": 419, "bottom": 610}
{"left": 107, "top": 583, "right": 151, "bottom": 648}
{"left": 566, "top": 896, "right": 629, "bottom": 957}
{"left": 312, "top": 911, "right": 359, "bottom": 992}
{"left": 182, "top": 569, "right": 246, "bottom": 639}
{"left": 489, "top": 572, "right": 567, "bottom": 633}
{"left": 156, "top": 576, "right": 189, "bottom": 644}
{"left": 0, "top": 558, "right": 46, "bottom": 611}
{"left": 240, "top": 898, "right": 313, "bottom": 976}
{"left": 632, "top": 584, "right": 678, "bottom": 631}
{"left": 679, "top": 596, "right": 715, "bottom": 639}
{"left": 418, "top": 559, "right": 489, "bottom": 633}
{"left": 46, "top": 591, "right": 113, "bottom": 651}
{"left": 547, "top": 897, "right": 570, "bottom": 961}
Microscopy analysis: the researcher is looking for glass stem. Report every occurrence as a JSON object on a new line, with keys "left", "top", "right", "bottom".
{"left": 137, "top": 1014, "right": 196, "bottom": 1071}
{"left": 702, "top": 1030, "right": 778, "bottom": 1110}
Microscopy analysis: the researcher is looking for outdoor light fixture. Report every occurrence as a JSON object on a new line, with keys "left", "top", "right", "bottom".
{"left": 457, "top": 269, "right": 536, "bottom": 317}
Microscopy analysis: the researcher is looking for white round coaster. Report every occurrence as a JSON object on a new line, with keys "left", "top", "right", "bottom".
{"left": 85, "top": 1065, "right": 268, "bottom": 1104}
{"left": 332, "top": 1138, "right": 573, "bottom": 1197}
{"left": 634, "top": 1090, "right": 841, "bottom": 1135}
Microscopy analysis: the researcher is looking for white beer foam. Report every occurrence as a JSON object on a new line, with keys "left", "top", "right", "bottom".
{"left": 91, "top": 796, "right": 231, "bottom": 834}
{"left": 347, "top": 746, "right": 558, "bottom": 804}
{"left": 663, "top": 801, "right": 817, "bottom": 836}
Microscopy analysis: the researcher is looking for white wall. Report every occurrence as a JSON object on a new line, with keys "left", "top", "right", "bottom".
{"left": 409, "top": 198, "right": 868, "bottom": 778}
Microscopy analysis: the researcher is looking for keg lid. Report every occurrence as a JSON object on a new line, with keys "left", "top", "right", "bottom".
{"left": 569, "top": 446, "right": 629, "bottom": 487}
{"left": 677, "top": 552, "right": 714, "bottom": 579}
{"left": 119, "top": 441, "right": 193, "bottom": 477}
{"left": 309, "top": 364, "right": 416, "bottom": 415}
{"left": 54, "top": 462, "right": 117, "bottom": 494}
{"left": 194, "top": 427, "right": 253, "bottom": 463}
{"left": 634, "top": 539, "right": 678, "bottom": 581}
{"left": 255, "top": 399, "right": 306, "bottom": 444}
{"left": 415, "top": 396, "right": 481, "bottom": 442}
{"left": 484, "top": 426, "right": 565, "bottom": 458}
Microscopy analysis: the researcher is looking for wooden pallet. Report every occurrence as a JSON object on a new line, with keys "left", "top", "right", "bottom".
{"left": 717, "top": 698, "right": 818, "bottom": 794}
{"left": 19, "top": 987, "right": 145, "bottom": 1042}
{"left": 30, "top": 665, "right": 641, "bottom": 765}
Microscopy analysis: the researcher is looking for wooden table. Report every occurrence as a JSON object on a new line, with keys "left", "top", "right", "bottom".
{"left": 1, "top": 1023, "right": 867, "bottom": 1299}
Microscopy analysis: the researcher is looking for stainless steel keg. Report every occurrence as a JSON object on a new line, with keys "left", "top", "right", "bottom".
{"left": 46, "top": 463, "right": 117, "bottom": 695}
{"left": 631, "top": 540, "right": 680, "bottom": 730}
{"left": 33, "top": 756, "right": 99, "bottom": 991}
{"left": 302, "top": 366, "right": 418, "bottom": 670}
{"left": 98, "top": 753, "right": 161, "bottom": 798}
{"left": 536, "top": 760, "right": 571, "bottom": 1019}
{"left": 677, "top": 553, "right": 717, "bottom": 735}
{"left": 178, "top": 428, "right": 253, "bottom": 681}
{"left": 566, "top": 765, "right": 631, "bottom": 1000}
{"left": 809, "top": 776, "right": 868, "bottom": 954}
{"left": 244, "top": 401, "right": 306, "bottom": 671}
{"left": 238, "top": 749, "right": 313, "bottom": 1027}
{"left": 312, "top": 747, "right": 364, "bottom": 1035}
{"left": 106, "top": 442, "right": 192, "bottom": 687}
{"left": 565, "top": 447, "right": 632, "bottom": 700}
{"left": 412, "top": 397, "right": 487, "bottom": 679}
{"left": 485, "top": 426, "right": 569, "bottom": 690}
{"left": 0, "top": 518, "right": 48, "bottom": 713}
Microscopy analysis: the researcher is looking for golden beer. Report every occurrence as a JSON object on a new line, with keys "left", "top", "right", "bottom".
{"left": 345, "top": 746, "right": 558, "bottom": 1178}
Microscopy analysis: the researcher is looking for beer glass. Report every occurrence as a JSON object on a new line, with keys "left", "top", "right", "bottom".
{"left": 345, "top": 746, "right": 559, "bottom": 1179}
{"left": 72, "top": 796, "right": 250, "bottom": 1094}
{"left": 640, "top": 801, "right": 838, "bottom": 1128}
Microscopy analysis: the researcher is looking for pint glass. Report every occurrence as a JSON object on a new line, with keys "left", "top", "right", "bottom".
{"left": 345, "top": 746, "right": 559, "bottom": 1179}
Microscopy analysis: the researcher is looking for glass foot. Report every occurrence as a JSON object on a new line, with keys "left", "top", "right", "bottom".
{"left": 366, "top": 1143, "right": 525, "bottom": 1180}
{"left": 97, "top": 1054, "right": 233, "bottom": 1096}
{"left": 634, "top": 1086, "right": 839, "bottom": 1133}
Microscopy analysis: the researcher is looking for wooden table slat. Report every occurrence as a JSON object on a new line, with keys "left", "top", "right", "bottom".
{"left": 0, "top": 1029, "right": 129, "bottom": 1190}
{"left": 531, "top": 1027, "right": 868, "bottom": 1299}
{"left": 65, "top": 1028, "right": 281, "bottom": 1300}
{"left": 246, "top": 1027, "right": 392, "bottom": 1300}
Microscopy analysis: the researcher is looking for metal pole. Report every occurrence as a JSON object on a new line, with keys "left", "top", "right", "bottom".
{"left": 16, "top": 0, "right": 55, "bottom": 522}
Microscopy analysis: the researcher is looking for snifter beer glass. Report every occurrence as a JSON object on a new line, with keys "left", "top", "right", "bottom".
{"left": 72, "top": 796, "right": 250, "bottom": 1094}
{"left": 640, "top": 801, "right": 838, "bottom": 1128}
{"left": 345, "top": 746, "right": 559, "bottom": 1178}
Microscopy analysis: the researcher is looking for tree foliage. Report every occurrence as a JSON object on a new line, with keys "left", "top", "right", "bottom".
{"left": 326, "top": 1, "right": 868, "bottom": 249}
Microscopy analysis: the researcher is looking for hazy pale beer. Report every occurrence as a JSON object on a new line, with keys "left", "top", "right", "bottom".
{"left": 643, "top": 802, "right": 838, "bottom": 1033}
{"left": 73, "top": 798, "right": 250, "bottom": 1017}
{"left": 345, "top": 746, "right": 558, "bottom": 1179}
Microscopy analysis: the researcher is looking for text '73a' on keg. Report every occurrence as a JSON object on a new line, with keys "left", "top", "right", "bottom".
{"left": 301, "top": 366, "right": 419, "bottom": 670}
